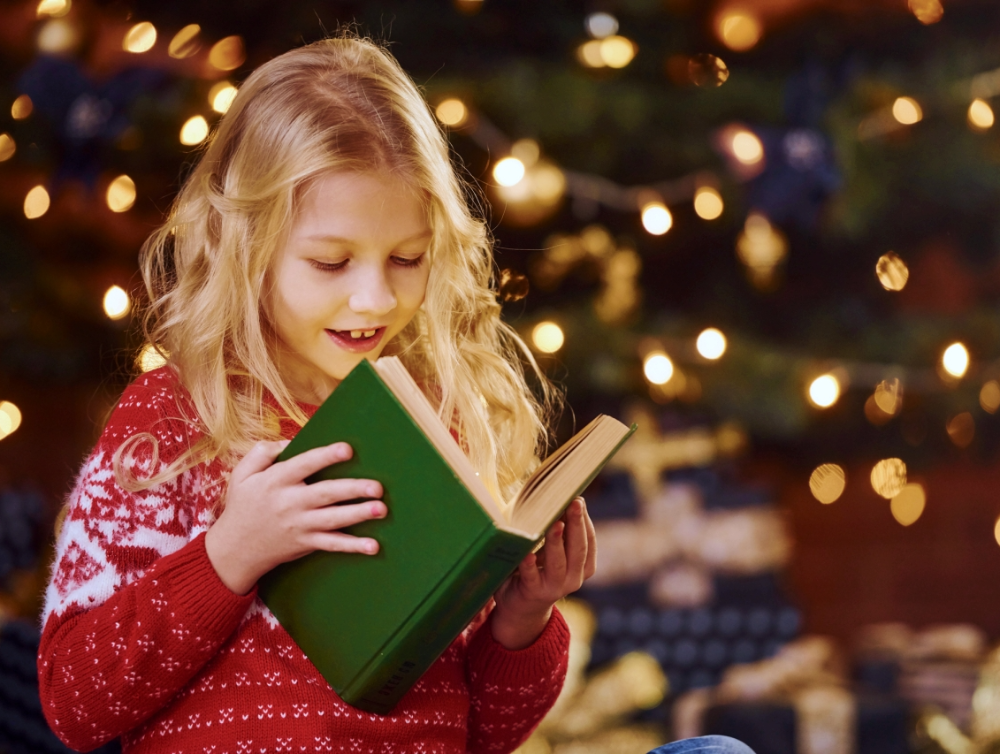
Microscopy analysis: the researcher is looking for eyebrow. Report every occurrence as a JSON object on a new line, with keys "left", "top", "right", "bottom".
{"left": 303, "top": 231, "right": 433, "bottom": 245}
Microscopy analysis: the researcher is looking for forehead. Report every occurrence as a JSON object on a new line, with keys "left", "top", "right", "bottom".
{"left": 292, "top": 171, "right": 430, "bottom": 241}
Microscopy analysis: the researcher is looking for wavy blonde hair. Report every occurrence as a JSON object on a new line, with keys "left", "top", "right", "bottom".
{"left": 124, "top": 35, "right": 558, "bottom": 506}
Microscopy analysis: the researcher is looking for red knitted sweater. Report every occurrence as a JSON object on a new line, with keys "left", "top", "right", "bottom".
{"left": 38, "top": 367, "right": 569, "bottom": 754}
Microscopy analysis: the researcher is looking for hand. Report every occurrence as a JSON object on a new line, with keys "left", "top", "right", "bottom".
{"left": 205, "top": 441, "right": 386, "bottom": 595}
{"left": 491, "top": 497, "right": 597, "bottom": 649}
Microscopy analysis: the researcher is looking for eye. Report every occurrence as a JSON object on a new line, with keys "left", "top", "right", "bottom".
{"left": 392, "top": 254, "right": 426, "bottom": 269}
{"left": 309, "top": 259, "right": 348, "bottom": 272}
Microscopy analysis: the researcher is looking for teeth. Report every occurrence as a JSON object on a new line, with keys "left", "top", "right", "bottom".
{"left": 348, "top": 329, "right": 378, "bottom": 339}
{"left": 363, "top": 329, "right": 376, "bottom": 337}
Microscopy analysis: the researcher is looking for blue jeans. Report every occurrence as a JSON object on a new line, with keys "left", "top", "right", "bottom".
{"left": 648, "top": 736, "right": 756, "bottom": 754}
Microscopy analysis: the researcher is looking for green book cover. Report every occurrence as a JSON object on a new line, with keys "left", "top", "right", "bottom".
{"left": 258, "top": 357, "right": 634, "bottom": 714}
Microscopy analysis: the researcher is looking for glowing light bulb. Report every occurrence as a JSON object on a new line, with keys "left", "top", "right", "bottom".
{"left": 891, "top": 483, "right": 926, "bottom": 526}
{"left": 809, "top": 464, "right": 846, "bottom": 504}
{"left": 180, "top": 115, "right": 209, "bottom": 146}
{"left": 600, "top": 36, "right": 636, "bottom": 68}
{"left": 969, "top": 99, "right": 995, "bottom": 130}
{"left": 808, "top": 374, "right": 840, "bottom": 408}
{"left": 643, "top": 352, "right": 674, "bottom": 385}
{"left": 103, "top": 285, "right": 130, "bottom": 320}
{"left": 123, "top": 22, "right": 157, "bottom": 53}
{"left": 876, "top": 251, "right": 909, "bottom": 291}
{"left": 208, "top": 36, "right": 245, "bottom": 71}
{"left": 641, "top": 203, "right": 672, "bottom": 235}
{"left": 0, "top": 401, "right": 22, "bottom": 440}
{"left": 532, "top": 321, "right": 564, "bottom": 353}
{"left": 24, "top": 185, "right": 50, "bottom": 219}
{"left": 871, "top": 458, "right": 907, "bottom": 499}
{"left": 37, "top": 0, "right": 71, "bottom": 17}
{"left": 892, "top": 97, "right": 923, "bottom": 125}
{"left": 435, "top": 98, "right": 468, "bottom": 127}
{"left": 106, "top": 175, "right": 136, "bottom": 212}
{"left": 731, "top": 130, "right": 763, "bottom": 164}
{"left": 694, "top": 187, "right": 724, "bottom": 220}
{"left": 716, "top": 9, "right": 762, "bottom": 52}
{"left": 696, "top": 328, "right": 727, "bottom": 359}
{"left": 209, "top": 82, "right": 238, "bottom": 114}
{"left": 586, "top": 12, "right": 618, "bottom": 39}
{"left": 493, "top": 157, "right": 525, "bottom": 187}
{"left": 0, "top": 133, "right": 14, "bottom": 162}
{"left": 11, "top": 95, "right": 32, "bottom": 120}
{"left": 942, "top": 342, "right": 969, "bottom": 378}
{"left": 168, "top": 24, "right": 201, "bottom": 58}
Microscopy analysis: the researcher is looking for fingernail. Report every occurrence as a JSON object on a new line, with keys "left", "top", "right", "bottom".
{"left": 371, "top": 503, "right": 385, "bottom": 518}
{"left": 366, "top": 541, "right": 378, "bottom": 554}
{"left": 369, "top": 484, "right": 382, "bottom": 498}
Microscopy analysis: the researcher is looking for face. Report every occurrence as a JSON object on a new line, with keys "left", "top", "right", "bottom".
{"left": 270, "top": 171, "right": 432, "bottom": 404}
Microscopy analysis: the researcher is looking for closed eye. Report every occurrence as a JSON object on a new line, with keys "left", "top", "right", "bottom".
{"left": 392, "top": 254, "right": 426, "bottom": 269}
{"left": 309, "top": 259, "right": 348, "bottom": 272}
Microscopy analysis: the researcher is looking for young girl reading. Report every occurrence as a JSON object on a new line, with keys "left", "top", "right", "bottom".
{"left": 38, "top": 35, "right": 587, "bottom": 754}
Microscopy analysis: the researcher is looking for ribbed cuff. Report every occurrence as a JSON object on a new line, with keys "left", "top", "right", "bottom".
{"left": 467, "top": 605, "right": 570, "bottom": 683}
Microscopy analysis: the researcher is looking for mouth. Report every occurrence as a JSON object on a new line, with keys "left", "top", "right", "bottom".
{"left": 325, "top": 327, "right": 387, "bottom": 353}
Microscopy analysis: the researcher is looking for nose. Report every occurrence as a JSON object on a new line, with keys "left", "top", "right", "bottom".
{"left": 348, "top": 263, "right": 397, "bottom": 317}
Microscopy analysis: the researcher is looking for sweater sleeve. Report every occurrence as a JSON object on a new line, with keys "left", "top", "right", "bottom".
{"left": 464, "top": 606, "right": 570, "bottom": 754}
{"left": 37, "top": 372, "right": 256, "bottom": 752}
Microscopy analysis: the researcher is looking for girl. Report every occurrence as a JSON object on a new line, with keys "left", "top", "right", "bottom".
{"left": 38, "top": 35, "right": 584, "bottom": 754}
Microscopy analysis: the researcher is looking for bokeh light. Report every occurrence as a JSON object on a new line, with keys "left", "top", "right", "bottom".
{"left": 24, "top": 185, "right": 50, "bottom": 219}
{"left": 688, "top": 54, "right": 729, "bottom": 88}
{"left": 435, "top": 98, "right": 468, "bottom": 127}
{"left": 585, "top": 12, "right": 618, "bottom": 39}
{"left": 168, "top": 24, "right": 201, "bottom": 58}
{"left": 208, "top": 36, "right": 246, "bottom": 71}
{"left": 577, "top": 40, "right": 605, "bottom": 68}
{"left": 11, "top": 95, "right": 32, "bottom": 120}
{"left": 493, "top": 157, "right": 526, "bottom": 187}
{"left": 0, "top": 133, "right": 14, "bottom": 162}
{"left": 180, "top": 115, "right": 209, "bottom": 146}
{"left": 942, "top": 342, "right": 970, "bottom": 379}
{"left": 808, "top": 374, "right": 840, "bottom": 408}
{"left": 643, "top": 352, "right": 675, "bottom": 385}
{"left": 38, "top": 18, "right": 80, "bottom": 53}
{"left": 876, "top": 251, "right": 909, "bottom": 291}
{"left": 731, "top": 130, "right": 764, "bottom": 165}
{"left": 947, "top": 412, "right": 975, "bottom": 448}
{"left": 871, "top": 458, "right": 907, "bottom": 499}
{"left": 892, "top": 97, "right": 923, "bottom": 125}
{"left": 106, "top": 175, "right": 136, "bottom": 212}
{"left": 891, "top": 483, "right": 926, "bottom": 526}
{"left": 139, "top": 344, "right": 168, "bottom": 372}
{"left": 532, "top": 321, "right": 564, "bottom": 353}
{"left": 969, "top": 99, "right": 995, "bottom": 130}
{"left": 716, "top": 9, "right": 762, "bottom": 51}
{"left": 994, "top": 515, "right": 1000, "bottom": 548}
{"left": 873, "top": 378, "right": 902, "bottom": 415}
{"left": 641, "top": 203, "right": 673, "bottom": 235}
{"left": 809, "top": 464, "right": 846, "bottom": 504}
{"left": 511, "top": 138, "right": 541, "bottom": 167}
{"left": 36, "top": 0, "right": 71, "bottom": 18}
{"left": 696, "top": 328, "right": 727, "bottom": 359}
{"left": 103, "top": 285, "right": 131, "bottom": 320}
{"left": 980, "top": 380, "right": 1000, "bottom": 414}
{"left": 123, "top": 22, "right": 157, "bottom": 53}
{"left": 909, "top": 0, "right": 943, "bottom": 24}
{"left": 0, "top": 401, "right": 23, "bottom": 440}
{"left": 601, "top": 36, "right": 637, "bottom": 68}
{"left": 210, "top": 82, "right": 238, "bottom": 114}
{"left": 694, "top": 187, "right": 724, "bottom": 220}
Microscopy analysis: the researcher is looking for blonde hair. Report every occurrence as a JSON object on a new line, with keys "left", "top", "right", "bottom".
{"left": 127, "top": 35, "right": 558, "bottom": 505}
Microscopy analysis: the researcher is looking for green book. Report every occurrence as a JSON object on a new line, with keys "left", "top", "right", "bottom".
{"left": 258, "top": 356, "right": 635, "bottom": 714}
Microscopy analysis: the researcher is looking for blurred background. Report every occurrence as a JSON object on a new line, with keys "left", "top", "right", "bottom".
{"left": 3, "top": 0, "right": 1000, "bottom": 752}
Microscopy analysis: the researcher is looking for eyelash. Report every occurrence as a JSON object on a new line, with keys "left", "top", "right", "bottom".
{"left": 310, "top": 255, "right": 426, "bottom": 273}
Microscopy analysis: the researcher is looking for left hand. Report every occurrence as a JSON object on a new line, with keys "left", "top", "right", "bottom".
{"left": 491, "top": 497, "right": 597, "bottom": 649}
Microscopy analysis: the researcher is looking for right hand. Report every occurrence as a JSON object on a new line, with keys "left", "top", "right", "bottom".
{"left": 204, "top": 440, "right": 385, "bottom": 595}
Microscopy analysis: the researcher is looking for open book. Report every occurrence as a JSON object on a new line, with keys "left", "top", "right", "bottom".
{"left": 258, "top": 356, "right": 635, "bottom": 714}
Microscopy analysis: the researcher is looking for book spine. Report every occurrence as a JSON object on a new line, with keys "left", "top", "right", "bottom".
{"left": 341, "top": 527, "right": 535, "bottom": 715}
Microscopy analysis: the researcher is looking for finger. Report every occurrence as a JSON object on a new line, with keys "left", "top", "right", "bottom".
{"left": 517, "top": 552, "right": 543, "bottom": 591}
{"left": 583, "top": 502, "right": 598, "bottom": 580}
{"left": 303, "top": 478, "right": 383, "bottom": 508}
{"left": 272, "top": 442, "right": 353, "bottom": 484}
{"left": 308, "top": 500, "right": 387, "bottom": 532}
{"left": 307, "top": 530, "right": 380, "bottom": 555}
{"left": 563, "top": 498, "right": 588, "bottom": 587}
{"left": 231, "top": 440, "right": 290, "bottom": 484}
{"left": 539, "top": 520, "right": 567, "bottom": 585}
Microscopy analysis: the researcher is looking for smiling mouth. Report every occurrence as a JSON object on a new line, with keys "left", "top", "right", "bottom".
{"left": 325, "top": 327, "right": 386, "bottom": 352}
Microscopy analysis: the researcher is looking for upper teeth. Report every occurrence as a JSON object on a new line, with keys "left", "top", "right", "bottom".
{"left": 349, "top": 330, "right": 377, "bottom": 339}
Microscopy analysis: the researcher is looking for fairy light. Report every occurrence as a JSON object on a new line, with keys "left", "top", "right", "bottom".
{"left": 876, "top": 251, "right": 909, "bottom": 291}
{"left": 139, "top": 343, "right": 168, "bottom": 372}
{"left": 208, "top": 36, "right": 245, "bottom": 71}
{"left": 123, "top": 22, "right": 157, "bottom": 53}
{"left": 24, "top": 185, "right": 50, "bottom": 219}
{"left": 586, "top": 12, "right": 619, "bottom": 39}
{"left": 180, "top": 115, "right": 209, "bottom": 146}
{"left": 209, "top": 82, "right": 238, "bottom": 114}
{"left": 105, "top": 175, "right": 136, "bottom": 213}
{"left": 947, "top": 412, "right": 975, "bottom": 448}
{"left": 891, "top": 483, "right": 926, "bottom": 526}
{"left": 36, "top": 0, "right": 71, "bottom": 17}
{"left": 942, "top": 342, "right": 969, "bottom": 379}
{"left": 968, "top": 99, "right": 995, "bottom": 130}
{"left": 980, "top": 380, "right": 1000, "bottom": 414}
{"left": 871, "top": 458, "right": 907, "bottom": 499}
{"left": 435, "top": 98, "right": 468, "bottom": 128}
{"left": 38, "top": 18, "right": 80, "bottom": 54}
{"left": 909, "top": 0, "right": 943, "bottom": 24}
{"left": 696, "top": 328, "right": 727, "bottom": 359}
{"left": 577, "top": 40, "right": 605, "bottom": 68}
{"left": 892, "top": 97, "right": 923, "bottom": 125}
{"left": 600, "top": 36, "right": 636, "bottom": 68}
{"left": 168, "top": 24, "right": 201, "bottom": 58}
{"left": 0, "top": 401, "right": 22, "bottom": 440}
{"left": 532, "top": 321, "right": 564, "bottom": 353}
{"left": 731, "top": 130, "right": 763, "bottom": 164}
{"left": 493, "top": 157, "right": 525, "bottom": 187}
{"left": 809, "top": 464, "right": 846, "bottom": 504}
{"left": 643, "top": 352, "right": 674, "bottom": 385}
{"left": 0, "top": 133, "right": 14, "bottom": 162}
{"left": 808, "top": 374, "right": 840, "bottom": 409}
{"left": 693, "top": 186, "right": 724, "bottom": 220}
{"left": 716, "top": 9, "right": 762, "bottom": 52}
{"left": 11, "top": 95, "right": 32, "bottom": 120}
{"left": 103, "top": 286, "right": 130, "bottom": 320}
{"left": 641, "top": 203, "right": 673, "bottom": 235}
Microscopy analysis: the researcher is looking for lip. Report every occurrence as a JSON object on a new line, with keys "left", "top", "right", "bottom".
{"left": 325, "top": 327, "right": 387, "bottom": 353}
